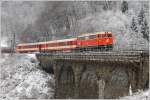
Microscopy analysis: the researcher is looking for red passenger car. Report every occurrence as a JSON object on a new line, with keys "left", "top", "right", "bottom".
{"left": 16, "top": 38, "right": 78, "bottom": 53}
{"left": 16, "top": 43, "right": 39, "bottom": 53}
{"left": 46, "top": 38, "right": 77, "bottom": 52}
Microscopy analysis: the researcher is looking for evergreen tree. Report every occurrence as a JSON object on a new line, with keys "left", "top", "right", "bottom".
{"left": 103, "top": 1, "right": 112, "bottom": 11}
{"left": 141, "top": 18, "right": 149, "bottom": 41}
{"left": 138, "top": 8, "right": 149, "bottom": 41}
{"left": 103, "top": 1, "right": 109, "bottom": 10}
{"left": 131, "top": 17, "right": 138, "bottom": 33}
{"left": 138, "top": 8, "right": 145, "bottom": 25}
{"left": 121, "top": 1, "right": 128, "bottom": 13}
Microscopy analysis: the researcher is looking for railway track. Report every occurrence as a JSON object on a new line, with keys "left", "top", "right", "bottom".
{"left": 36, "top": 50, "right": 149, "bottom": 62}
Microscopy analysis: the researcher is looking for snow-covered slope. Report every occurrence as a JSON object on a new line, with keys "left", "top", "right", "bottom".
{"left": 121, "top": 89, "right": 149, "bottom": 100}
{"left": 0, "top": 53, "right": 54, "bottom": 99}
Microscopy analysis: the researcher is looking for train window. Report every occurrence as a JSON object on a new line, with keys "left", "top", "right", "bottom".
{"left": 59, "top": 42, "right": 62, "bottom": 46}
{"left": 60, "top": 42, "right": 66, "bottom": 46}
{"left": 72, "top": 41, "right": 76, "bottom": 45}
{"left": 102, "top": 34, "right": 106, "bottom": 38}
{"left": 108, "top": 34, "right": 112, "bottom": 37}
{"left": 79, "top": 37, "right": 85, "bottom": 40}
{"left": 53, "top": 43, "right": 57, "bottom": 47}
{"left": 85, "top": 36, "right": 89, "bottom": 40}
{"left": 49, "top": 43, "right": 56, "bottom": 47}
{"left": 89, "top": 35, "right": 96, "bottom": 39}
{"left": 48, "top": 43, "right": 52, "bottom": 47}
{"left": 98, "top": 34, "right": 101, "bottom": 38}
{"left": 69, "top": 41, "right": 73, "bottom": 45}
{"left": 67, "top": 41, "right": 71, "bottom": 45}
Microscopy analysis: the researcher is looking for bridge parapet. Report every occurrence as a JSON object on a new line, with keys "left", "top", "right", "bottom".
{"left": 36, "top": 50, "right": 148, "bottom": 62}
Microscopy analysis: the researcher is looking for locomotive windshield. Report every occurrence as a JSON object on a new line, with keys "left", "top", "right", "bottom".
{"left": 102, "top": 34, "right": 106, "bottom": 37}
{"left": 107, "top": 34, "right": 112, "bottom": 37}
{"left": 79, "top": 37, "right": 85, "bottom": 40}
{"left": 89, "top": 35, "right": 96, "bottom": 39}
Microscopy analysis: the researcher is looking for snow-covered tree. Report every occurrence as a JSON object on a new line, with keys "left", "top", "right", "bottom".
{"left": 121, "top": 1, "right": 128, "bottom": 13}
{"left": 138, "top": 7, "right": 149, "bottom": 41}
{"left": 141, "top": 18, "right": 149, "bottom": 41}
{"left": 138, "top": 8, "right": 145, "bottom": 25}
{"left": 131, "top": 17, "right": 138, "bottom": 33}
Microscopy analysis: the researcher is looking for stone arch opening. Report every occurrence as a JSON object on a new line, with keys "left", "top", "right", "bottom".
{"left": 58, "top": 64, "right": 75, "bottom": 98}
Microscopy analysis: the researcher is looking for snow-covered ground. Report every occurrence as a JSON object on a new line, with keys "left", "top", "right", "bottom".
{"left": 0, "top": 53, "right": 55, "bottom": 99}
{"left": 121, "top": 89, "right": 149, "bottom": 100}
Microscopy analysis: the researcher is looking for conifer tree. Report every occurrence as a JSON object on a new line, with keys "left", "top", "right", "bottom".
{"left": 121, "top": 1, "right": 128, "bottom": 13}
{"left": 138, "top": 8, "right": 145, "bottom": 25}
{"left": 131, "top": 17, "right": 138, "bottom": 33}
{"left": 138, "top": 8, "right": 149, "bottom": 41}
{"left": 141, "top": 18, "right": 149, "bottom": 41}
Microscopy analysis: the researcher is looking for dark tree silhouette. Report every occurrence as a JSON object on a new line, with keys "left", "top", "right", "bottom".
{"left": 141, "top": 18, "right": 149, "bottom": 41}
{"left": 131, "top": 17, "right": 138, "bottom": 33}
{"left": 138, "top": 8, "right": 149, "bottom": 41}
{"left": 121, "top": 1, "right": 128, "bottom": 13}
{"left": 138, "top": 8, "right": 145, "bottom": 25}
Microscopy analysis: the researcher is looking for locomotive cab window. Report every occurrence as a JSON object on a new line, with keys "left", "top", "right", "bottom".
{"left": 89, "top": 35, "right": 96, "bottom": 39}
{"left": 102, "top": 34, "right": 106, "bottom": 37}
{"left": 79, "top": 37, "right": 85, "bottom": 40}
{"left": 107, "top": 34, "right": 112, "bottom": 37}
{"left": 98, "top": 34, "right": 101, "bottom": 38}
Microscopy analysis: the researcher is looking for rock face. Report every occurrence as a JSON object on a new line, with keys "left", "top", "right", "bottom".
{"left": 37, "top": 54, "right": 149, "bottom": 99}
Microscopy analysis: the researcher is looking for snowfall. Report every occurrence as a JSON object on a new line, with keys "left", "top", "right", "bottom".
{"left": 0, "top": 53, "right": 149, "bottom": 99}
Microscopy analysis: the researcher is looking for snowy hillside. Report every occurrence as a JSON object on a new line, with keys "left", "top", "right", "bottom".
{"left": 0, "top": 54, "right": 55, "bottom": 99}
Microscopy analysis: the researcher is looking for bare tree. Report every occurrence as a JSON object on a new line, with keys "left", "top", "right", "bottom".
{"left": 65, "top": 3, "right": 80, "bottom": 37}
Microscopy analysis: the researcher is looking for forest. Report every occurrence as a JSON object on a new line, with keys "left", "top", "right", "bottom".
{"left": 1, "top": 1, "right": 149, "bottom": 50}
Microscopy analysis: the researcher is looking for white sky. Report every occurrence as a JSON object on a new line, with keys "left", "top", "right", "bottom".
{"left": 1, "top": 38, "right": 8, "bottom": 47}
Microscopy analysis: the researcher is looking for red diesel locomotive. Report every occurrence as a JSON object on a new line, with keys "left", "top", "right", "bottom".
{"left": 16, "top": 32, "right": 113, "bottom": 53}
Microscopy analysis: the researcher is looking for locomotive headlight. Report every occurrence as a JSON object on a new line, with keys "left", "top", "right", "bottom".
{"left": 106, "top": 39, "right": 109, "bottom": 43}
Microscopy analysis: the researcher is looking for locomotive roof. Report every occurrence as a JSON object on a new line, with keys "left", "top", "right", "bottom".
{"left": 78, "top": 32, "right": 112, "bottom": 37}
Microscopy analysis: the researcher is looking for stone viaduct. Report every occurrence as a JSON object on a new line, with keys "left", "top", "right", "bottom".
{"left": 36, "top": 50, "right": 149, "bottom": 99}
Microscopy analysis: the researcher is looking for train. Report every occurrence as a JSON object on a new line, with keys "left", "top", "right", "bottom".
{"left": 16, "top": 32, "right": 113, "bottom": 53}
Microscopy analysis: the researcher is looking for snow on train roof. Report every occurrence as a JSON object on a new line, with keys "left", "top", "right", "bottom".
{"left": 41, "top": 38, "right": 77, "bottom": 44}
{"left": 55, "top": 38, "right": 77, "bottom": 42}
{"left": 17, "top": 42, "right": 39, "bottom": 46}
{"left": 78, "top": 32, "right": 112, "bottom": 37}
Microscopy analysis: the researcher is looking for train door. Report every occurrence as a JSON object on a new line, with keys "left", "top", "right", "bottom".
{"left": 39, "top": 45, "right": 42, "bottom": 53}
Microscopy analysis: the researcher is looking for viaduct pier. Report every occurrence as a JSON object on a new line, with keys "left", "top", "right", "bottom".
{"left": 36, "top": 50, "right": 149, "bottom": 99}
